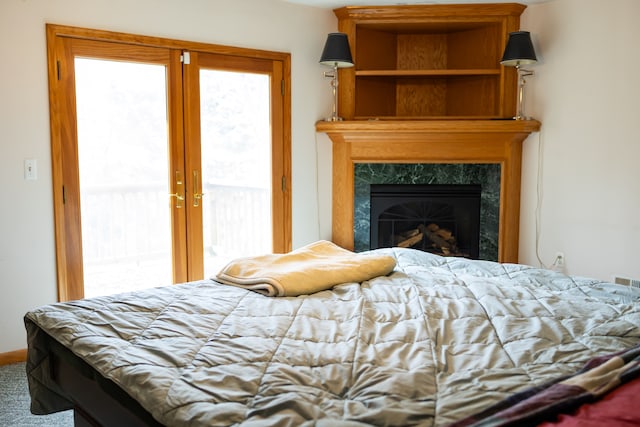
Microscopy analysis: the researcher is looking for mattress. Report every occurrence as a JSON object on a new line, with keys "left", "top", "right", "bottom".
{"left": 25, "top": 248, "right": 640, "bottom": 426}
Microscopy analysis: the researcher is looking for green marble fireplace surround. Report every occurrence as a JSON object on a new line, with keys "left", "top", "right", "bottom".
{"left": 354, "top": 163, "right": 500, "bottom": 261}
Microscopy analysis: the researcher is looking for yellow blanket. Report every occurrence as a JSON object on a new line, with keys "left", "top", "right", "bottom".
{"left": 214, "top": 240, "right": 397, "bottom": 297}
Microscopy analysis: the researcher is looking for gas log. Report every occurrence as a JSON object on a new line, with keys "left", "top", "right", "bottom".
{"left": 394, "top": 223, "right": 468, "bottom": 257}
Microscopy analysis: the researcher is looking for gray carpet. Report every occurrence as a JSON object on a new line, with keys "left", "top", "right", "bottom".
{"left": 0, "top": 362, "right": 73, "bottom": 426}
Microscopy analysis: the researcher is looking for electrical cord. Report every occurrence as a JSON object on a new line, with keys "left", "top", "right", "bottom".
{"left": 534, "top": 129, "right": 548, "bottom": 269}
{"left": 314, "top": 131, "right": 322, "bottom": 240}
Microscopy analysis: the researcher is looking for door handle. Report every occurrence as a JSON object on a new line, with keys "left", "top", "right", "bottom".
{"left": 169, "top": 171, "right": 184, "bottom": 208}
{"left": 193, "top": 170, "right": 205, "bottom": 207}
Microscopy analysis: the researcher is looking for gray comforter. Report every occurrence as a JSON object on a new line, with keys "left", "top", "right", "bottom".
{"left": 25, "top": 248, "right": 640, "bottom": 426}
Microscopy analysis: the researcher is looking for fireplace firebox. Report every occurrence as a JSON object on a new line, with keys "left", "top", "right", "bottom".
{"left": 370, "top": 184, "right": 481, "bottom": 259}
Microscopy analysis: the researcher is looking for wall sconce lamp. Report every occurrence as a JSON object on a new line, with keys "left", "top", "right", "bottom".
{"left": 501, "top": 31, "right": 537, "bottom": 120}
{"left": 319, "top": 32, "right": 354, "bottom": 122}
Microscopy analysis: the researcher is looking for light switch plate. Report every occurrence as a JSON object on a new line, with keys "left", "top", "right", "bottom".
{"left": 24, "top": 158, "right": 37, "bottom": 180}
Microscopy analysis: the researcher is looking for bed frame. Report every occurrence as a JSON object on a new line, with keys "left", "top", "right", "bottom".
{"left": 44, "top": 331, "right": 162, "bottom": 427}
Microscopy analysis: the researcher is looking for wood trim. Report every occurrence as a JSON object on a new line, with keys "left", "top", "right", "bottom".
{"left": 317, "top": 119, "right": 540, "bottom": 263}
{"left": 270, "top": 59, "right": 292, "bottom": 254}
{"left": 0, "top": 348, "right": 27, "bottom": 365}
{"left": 46, "top": 24, "right": 290, "bottom": 63}
{"left": 334, "top": 3, "right": 527, "bottom": 20}
{"left": 182, "top": 51, "right": 204, "bottom": 280}
{"left": 168, "top": 49, "right": 189, "bottom": 284}
{"left": 316, "top": 119, "right": 541, "bottom": 134}
{"left": 47, "top": 25, "right": 85, "bottom": 302}
{"left": 281, "top": 58, "right": 293, "bottom": 253}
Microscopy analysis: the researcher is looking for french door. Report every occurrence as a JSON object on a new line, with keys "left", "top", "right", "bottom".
{"left": 47, "top": 25, "right": 291, "bottom": 301}
{"left": 184, "top": 52, "right": 286, "bottom": 281}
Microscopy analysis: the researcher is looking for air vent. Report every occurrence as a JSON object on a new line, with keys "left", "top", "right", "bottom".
{"left": 614, "top": 276, "right": 640, "bottom": 288}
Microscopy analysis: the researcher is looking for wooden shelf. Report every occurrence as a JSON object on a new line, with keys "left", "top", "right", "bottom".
{"left": 356, "top": 69, "right": 501, "bottom": 77}
{"left": 316, "top": 119, "right": 541, "bottom": 134}
{"left": 353, "top": 116, "right": 504, "bottom": 121}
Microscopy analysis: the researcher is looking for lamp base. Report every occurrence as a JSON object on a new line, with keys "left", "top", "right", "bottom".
{"left": 513, "top": 67, "right": 535, "bottom": 122}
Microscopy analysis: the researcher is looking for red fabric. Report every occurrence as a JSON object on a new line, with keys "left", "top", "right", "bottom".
{"left": 538, "top": 376, "right": 640, "bottom": 427}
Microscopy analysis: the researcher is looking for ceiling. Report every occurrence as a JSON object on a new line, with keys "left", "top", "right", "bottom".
{"left": 283, "top": 0, "right": 548, "bottom": 9}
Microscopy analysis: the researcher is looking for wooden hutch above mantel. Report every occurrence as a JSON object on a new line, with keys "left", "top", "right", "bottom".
{"left": 334, "top": 3, "right": 527, "bottom": 120}
{"left": 316, "top": 4, "right": 541, "bottom": 263}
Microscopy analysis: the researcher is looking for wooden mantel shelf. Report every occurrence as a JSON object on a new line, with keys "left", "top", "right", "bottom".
{"left": 316, "top": 119, "right": 541, "bottom": 134}
{"left": 316, "top": 119, "right": 541, "bottom": 263}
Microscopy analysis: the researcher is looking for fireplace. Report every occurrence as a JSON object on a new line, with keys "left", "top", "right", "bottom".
{"left": 354, "top": 163, "right": 500, "bottom": 261}
{"left": 316, "top": 119, "right": 541, "bottom": 263}
{"left": 370, "top": 184, "right": 481, "bottom": 259}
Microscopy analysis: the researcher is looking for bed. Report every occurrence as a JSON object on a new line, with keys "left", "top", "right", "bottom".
{"left": 24, "top": 246, "right": 640, "bottom": 426}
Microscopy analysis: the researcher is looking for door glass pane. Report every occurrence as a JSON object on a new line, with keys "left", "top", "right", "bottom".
{"left": 75, "top": 58, "right": 173, "bottom": 297}
{"left": 200, "top": 69, "right": 272, "bottom": 278}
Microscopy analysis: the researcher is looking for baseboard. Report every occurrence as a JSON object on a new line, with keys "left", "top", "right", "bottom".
{"left": 0, "top": 348, "right": 27, "bottom": 365}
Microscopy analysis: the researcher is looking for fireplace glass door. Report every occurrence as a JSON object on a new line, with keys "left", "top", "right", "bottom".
{"left": 370, "top": 184, "right": 481, "bottom": 259}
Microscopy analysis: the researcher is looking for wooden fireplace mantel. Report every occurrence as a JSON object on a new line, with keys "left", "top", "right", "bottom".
{"left": 316, "top": 119, "right": 541, "bottom": 263}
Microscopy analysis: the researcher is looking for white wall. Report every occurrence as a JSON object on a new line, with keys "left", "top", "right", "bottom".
{"left": 0, "top": 0, "right": 334, "bottom": 353}
{"left": 519, "top": 0, "right": 640, "bottom": 280}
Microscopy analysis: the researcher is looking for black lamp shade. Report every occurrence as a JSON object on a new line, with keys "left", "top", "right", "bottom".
{"left": 319, "top": 33, "right": 354, "bottom": 68}
{"left": 500, "top": 31, "right": 537, "bottom": 66}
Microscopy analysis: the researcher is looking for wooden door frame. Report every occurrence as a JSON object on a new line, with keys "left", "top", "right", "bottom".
{"left": 46, "top": 24, "right": 292, "bottom": 301}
